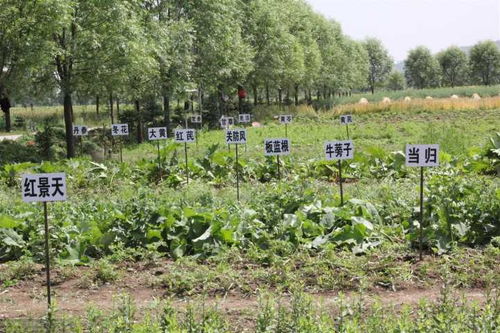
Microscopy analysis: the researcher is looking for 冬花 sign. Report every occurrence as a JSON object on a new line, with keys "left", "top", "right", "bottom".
{"left": 405, "top": 144, "right": 440, "bottom": 167}
{"left": 148, "top": 127, "right": 168, "bottom": 140}
{"left": 264, "top": 138, "right": 290, "bottom": 156}
{"left": 175, "top": 129, "right": 196, "bottom": 143}
{"left": 72, "top": 125, "right": 88, "bottom": 136}
{"left": 22, "top": 173, "right": 67, "bottom": 202}
{"left": 279, "top": 115, "right": 292, "bottom": 124}
{"left": 225, "top": 129, "right": 247, "bottom": 144}
{"left": 340, "top": 115, "right": 354, "bottom": 125}
{"left": 111, "top": 124, "right": 129, "bottom": 136}
{"left": 324, "top": 140, "right": 354, "bottom": 160}
{"left": 239, "top": 114, "right": 251, "bottom": 123}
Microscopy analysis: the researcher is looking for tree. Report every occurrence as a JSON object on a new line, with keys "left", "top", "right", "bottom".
{"left": 363, "top": 38, "right": 393, "bottom": 94}
{"left": 385, "top": 71, "right": 406, "bottom": 90}
{"left": 404, "top": 47, "right": 441, "bottom": 89}
{"left": 0, "top": 0, "right": 61, "bottom": 132}
{"left": 50, "top": 0, "right": 142, "bottom": 158}
{"left": 469, "top": 40, "right": 500, "bottom": 86}
{"left": 436, "top": 46, "right": 469, "bottom": 87}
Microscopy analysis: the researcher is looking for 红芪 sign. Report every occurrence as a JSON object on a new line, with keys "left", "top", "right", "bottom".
{"left": 175, "top": 129, "right": 196, "bottom": 143}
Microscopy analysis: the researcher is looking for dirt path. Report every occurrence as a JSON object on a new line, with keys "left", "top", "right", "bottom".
{"left": 0, "top": 135, "right": 22, "bottom": 141}
{"left": 0, "top": 277, "right": 489, "bottom": 321}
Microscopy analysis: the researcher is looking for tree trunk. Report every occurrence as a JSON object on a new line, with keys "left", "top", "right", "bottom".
{"left": 4, "top": 108, "right": 11, "bottom": 132}
{"left": 278, "top": 88, "right": 282, "bottom": 105}
{"left": 96, "top": 95, "right": 100, "bottom": 115}
{"left": 109, "top": 93, "right": 114, "bottom": 124}
{"left": 253, "top": 85, "right": 258, "bottom": 106}
{"left": 266, "top": 84, "right": 270, "bottom": 105}
{"left": 135, "top": 100, "right": 143, "bottom": 143}
{"left": 163, "top": 95, "right": 170, "bottom": 135}
{"left": 294, "top": 84, "right": 299, "bottom": 106}
{"left": 371, "top": 84, "right": 375, "bottom": 94}
{"left": 64, "top": 92, "right": 75, "bottom": 158}
{"left": 116, "top": 98, "right": 120, "bottom": 115}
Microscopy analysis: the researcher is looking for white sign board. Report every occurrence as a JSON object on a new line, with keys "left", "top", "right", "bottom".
{"left": 22, "top": 173, "right": 67, "bottom": 202}
{"left": 279, "top": 115, "right": 293, "bottom": 124}
{"left": 191, "top": 115, "right": 202, "bottom": 124}
{"left": 220, "top": 116, "right": 235, "bottom": 129}
{"left": 225, "top": 129, "right": 247, "bottom": 144}
{"left": 405, "top": 144, "right": 440, "bottom": 167}
{"left": 175, "top": 129, "right": 196, "bottom": 143}
{"left": 111, "top": 124, "right": 129, "bottom": 136}
{"left": 148, "top": 127, "right": 168, "bottom": 141}
{"left": 324, "top": 140, "right": 354, "bottom": 160}
{"left": 72, "top": 125, "right": 88, "bottom": 136}
{"left": 264, "top": 138, "right": 290, "bottom": 156}
{"left": 340, "top": 115, "right": 354, "bottom": 125}
{"left": 238, "top": 114, "right": 251, "bottom": 123}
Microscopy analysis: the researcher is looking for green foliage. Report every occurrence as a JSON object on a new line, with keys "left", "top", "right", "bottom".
{"left": 437, "top": 46, "right": 470, "bottom": 87}
{"left": 363, "top": 38, "right": 393, "bottom": 93}
{"left": 469, "top": 40, "right": 500, "bottom": 85}
{"left": 405, "top": 46, "right": 441, "bottom": 89}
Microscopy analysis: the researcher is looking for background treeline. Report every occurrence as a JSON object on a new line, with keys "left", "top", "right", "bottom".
{"left": 0, "top": 0, "right": 499, "bottom": 157}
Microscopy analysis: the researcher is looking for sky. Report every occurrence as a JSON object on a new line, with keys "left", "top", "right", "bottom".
{"left": 306, "top": 0, "right": 500, "bottom": 61}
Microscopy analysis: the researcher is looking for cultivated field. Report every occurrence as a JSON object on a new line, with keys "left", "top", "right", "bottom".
{"left": 0, "top": 95, "right": 499, "bottom": 332}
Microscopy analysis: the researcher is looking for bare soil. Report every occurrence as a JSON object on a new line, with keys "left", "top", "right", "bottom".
{"left": 0, "top": 263, "right": 489, "bottom": 321}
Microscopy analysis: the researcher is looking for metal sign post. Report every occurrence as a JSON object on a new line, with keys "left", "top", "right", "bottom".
{"left": 111, "top": 123, "right": 129, "bottom": 163}
{"left": 226, "top": 129, "right": 247, "bottom": 201}
{"left": 340, "top": 115, "right": 354, "bottom": 139}
{"left": 22, "top": 173, "right": 67, "bottom": 322}
{"left": 405, "top": 144, "right": 440, "bottom": 261}
{"left": 175, "top": 129, "right": 196, "bottom": 185}
{"left": 264, "top": 138, "right": 291, "bottom": 181}
{"left": 324, "top": 140, "right": 355, "bottom": 206}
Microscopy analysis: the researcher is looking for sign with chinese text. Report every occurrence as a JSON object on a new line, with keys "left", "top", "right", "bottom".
{"left": 239, "top": 114, "right": 251, "bottom": 123}
{"left": 72, "top": 125, "right": 88, "bottom": 136}
{"left": 279, "top": 115, "right": 293, "bottom": 124}
{"left": 225, "top": 129, "right": 247, "bottom": 144}
{"left": 264, "top": 138, "right": 290, "bottom": 156}
{"left": 22, "top": 173, "right": 67, "bottom": 202}
{"left": 340, "top": 115, "right": 354, "bottom": 125}
{"left": 147, "top": 127, "right": 168, "bottom": 141}
{"left": 220, "top": 116, "right": 235, "bottom": 129}
{"left": 174, "top": 129, "right": 196, "bottom": 143}
{"left": 405, "top": 144, "right": 439, "bottom": 167}
{"left": 111, "top": 124, "right": 129, "bottom": 136}
{"left": 324, "top": 140, "right": 354, "bottom": 160}
{"left": 191, "top": 115, "right": 202, "bottom": 124}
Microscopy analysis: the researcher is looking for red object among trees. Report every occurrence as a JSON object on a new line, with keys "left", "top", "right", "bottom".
{"left": 238, "top": 87, "right": 247, "bottom": 99}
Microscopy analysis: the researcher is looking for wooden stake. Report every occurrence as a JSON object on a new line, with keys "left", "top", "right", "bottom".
{"left": 338, "top": 160, "right": 344, "bottom": 206}
{"left": 43, "top": 202, "right": 52, "bottom": 320}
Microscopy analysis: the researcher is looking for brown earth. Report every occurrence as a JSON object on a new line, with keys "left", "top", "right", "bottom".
{"left": 0, "top": 263, "right": 490, "bottom": 321}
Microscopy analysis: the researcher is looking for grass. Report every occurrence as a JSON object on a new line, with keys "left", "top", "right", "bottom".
{"left": 0, "top": 90, "right": 499, "bottom": 330}
{"left": 1, "top": 284, "right": 499, "bottom": 332}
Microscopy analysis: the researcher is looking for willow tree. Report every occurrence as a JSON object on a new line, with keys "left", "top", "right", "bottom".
{"left": 189, "top": 0, "right": 254, "bottom": 110}
{"left": 0, "top": 0, "right": 62, "bottom": 132}
{"left": 51, "top": 0, "right": 141, "bottom": 157}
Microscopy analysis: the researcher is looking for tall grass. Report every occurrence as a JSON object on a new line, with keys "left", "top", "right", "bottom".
{"left": 2, "top": 288, "right": 498, "bottom": 332}
{"left": 331, "top": 85, "right": 500, "bottom": 106}
{"left": 330, "top": 96, "right": 500, "bottom": 116}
